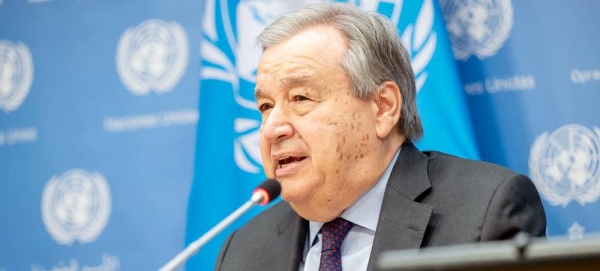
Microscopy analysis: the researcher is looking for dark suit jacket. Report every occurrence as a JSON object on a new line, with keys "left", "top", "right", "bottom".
{"left": 215, "top": 142, "right": 546, "bottom": 271}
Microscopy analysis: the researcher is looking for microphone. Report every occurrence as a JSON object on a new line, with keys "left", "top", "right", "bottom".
{"left": 159, "top": 179, "right": 281, "bottom": 271}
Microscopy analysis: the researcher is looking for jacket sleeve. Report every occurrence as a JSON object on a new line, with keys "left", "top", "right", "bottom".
{"left": 480, "top": 174, "right": 547, "bottom": 240}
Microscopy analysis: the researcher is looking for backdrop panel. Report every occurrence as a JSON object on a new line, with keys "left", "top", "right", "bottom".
{"left": 439, "top": 0, "right": 600, "bottom": 239}
{"left": 0, "top": 0, "right": 202, "bottom": 270}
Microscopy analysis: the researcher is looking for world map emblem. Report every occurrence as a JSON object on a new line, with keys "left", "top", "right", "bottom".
{"left": 0, "top": 40, "right": 34, "bottom": 113}
{"left": 529, "top": 124, "right": 600, "bottom": 207}
{"left": 116, "top": 19, "right": 189, "bottom": 95}
{"left": 201, "top": 0, "right": 437, "bottom": 173}
{"left": 41, "top": 169, "right": 112, "bottom": 245}
{"left": 439, "top": 0, "right": 513, "bottom": 60}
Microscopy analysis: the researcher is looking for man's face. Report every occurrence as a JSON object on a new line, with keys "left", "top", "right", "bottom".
{"left": 255, "top": 25, "right": 383, "bottom": 222}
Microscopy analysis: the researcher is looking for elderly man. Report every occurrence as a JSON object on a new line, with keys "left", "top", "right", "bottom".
{"left": 215, "top": 3, "right": 545, "bottom": 271}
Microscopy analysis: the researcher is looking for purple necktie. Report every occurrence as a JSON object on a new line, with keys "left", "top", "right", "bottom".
{"left": 319, "top": 217, "right": 354, "bottom": 271}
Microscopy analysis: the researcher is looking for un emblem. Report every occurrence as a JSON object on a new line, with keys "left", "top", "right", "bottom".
{"left": 201, "top": 0, "right": 436, "bottom": 173}
{"left": 0, "top": 40, "right": 33, "bottom": 113}
{"left": 116, "top": 19, "right": 189, "bottom": 95}
{"left": 529, "top": 125, "right": 600, "bottom": 207}
{"left": 41, "top": 169, "right": 112, "bottom": 245}
{"left": 439, "top": 0, "right": 513, "bottom": 60}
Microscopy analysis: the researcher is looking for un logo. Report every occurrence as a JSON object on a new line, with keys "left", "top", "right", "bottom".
{"left": 201, "top": 0, "right": 436, "bottom": 173}
{"left": 529, "top": 125, "right": 600, "bottom": 207}
{"left": 41, "top": 169, "right": 112, "bottom": 245}
{"left": 116, "top": 19, "right": 189, "bottom": 95}
{"left": 0, "top": 40, "right": 33, "bottom": 113}
{"left": 439, "top": 0, "right": 513, "bottom": 60}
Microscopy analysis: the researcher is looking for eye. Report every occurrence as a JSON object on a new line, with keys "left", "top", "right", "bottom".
{"left": 258, "top": 103, "right": 273, "bottom": 113}
{"left": 292, "top": 95, "right": 310, "bottom": 102}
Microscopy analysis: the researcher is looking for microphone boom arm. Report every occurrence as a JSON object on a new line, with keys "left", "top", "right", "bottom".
{"left": 158, "top": 193, "right": 263, "bottom": 271}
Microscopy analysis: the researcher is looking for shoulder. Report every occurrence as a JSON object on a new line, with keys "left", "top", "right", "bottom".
{"left": 216, "top": 201, "right": 306, "bottom": 270}
{"left": 422, "top": 150, "right": 540, "bottom": 209}
{"left": 422, "top": 151, "right": 523, "bottom": 194}
{"left": 415, "top": 150, "right": 545, "bottom": 242}
{"left": 234, "top": 200, "right": 295, "bottom": 238}
{"left": 420, "top": 150, "right": 537, "bottom": 207}
{"left": 424, "top": 151, "right": 518, "bottom": 182}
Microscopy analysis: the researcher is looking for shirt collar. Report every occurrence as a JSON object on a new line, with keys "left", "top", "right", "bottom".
{"left": 308, "top": 147, "right": 402, "bottom": 243}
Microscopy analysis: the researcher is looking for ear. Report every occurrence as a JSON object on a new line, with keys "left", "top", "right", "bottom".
{"left": 374, "top": 81, "right": 402, "bottom": 139}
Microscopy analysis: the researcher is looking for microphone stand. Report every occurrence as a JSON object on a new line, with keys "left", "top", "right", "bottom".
{"left": 158, "top": 192, "right": 263, "bottom": 271}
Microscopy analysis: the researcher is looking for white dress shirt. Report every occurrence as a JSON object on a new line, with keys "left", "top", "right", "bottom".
{"left": 299, "top": 148, "right": 401, "bottom": 271}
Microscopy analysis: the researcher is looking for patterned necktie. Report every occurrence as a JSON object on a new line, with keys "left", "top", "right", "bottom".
{"left": 319, "top": 217, "right": 354, "bottom": 271}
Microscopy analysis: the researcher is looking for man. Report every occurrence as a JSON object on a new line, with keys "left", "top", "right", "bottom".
{"left": 215, "top": 3, "right": 546, "bottom": 271}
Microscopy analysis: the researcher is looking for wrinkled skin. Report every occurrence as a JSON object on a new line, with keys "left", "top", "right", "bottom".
{"left": 255, "top": 25, "right": 405, "bottom": 222}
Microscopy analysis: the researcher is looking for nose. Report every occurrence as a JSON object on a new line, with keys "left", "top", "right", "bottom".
{"left": 261, "top": 105, "right": 294, "bottom": 144}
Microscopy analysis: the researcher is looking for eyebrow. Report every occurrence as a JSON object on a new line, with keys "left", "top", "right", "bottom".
{"left": 255, "top": 74, "right": 316, "bottom": 100}
{"left": 255, "top": 88, "right": 264, "bottom": 101}
{"left": 278, "top": 74, "right": 315, "bottom": 88}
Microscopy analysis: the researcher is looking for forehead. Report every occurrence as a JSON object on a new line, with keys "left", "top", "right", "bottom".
{"left": 255, "top": 25, "right": 348, "bottom": 89}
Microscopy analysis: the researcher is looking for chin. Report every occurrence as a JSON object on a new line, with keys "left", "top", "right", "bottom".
{"left": 289, "top": 202, "right": 340, "bottom": 223}
{"left": 280, "top": 189, "right": 310, "bottom": 205}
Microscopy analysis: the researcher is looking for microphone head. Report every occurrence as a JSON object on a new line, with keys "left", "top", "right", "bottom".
{"left": 253, "top": 179, "right": 281, "bottom": 206}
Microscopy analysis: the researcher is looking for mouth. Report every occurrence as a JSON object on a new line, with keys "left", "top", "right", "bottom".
{"left": 278, "top": 156, "right": 307, "bottom": 169}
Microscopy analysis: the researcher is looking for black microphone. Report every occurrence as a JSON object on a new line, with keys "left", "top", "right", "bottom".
{"left": 159, "top": 179, "right": 281, "bottom": 271}
{"left": 252, "top": 178, "right": 282, "bottom": 205}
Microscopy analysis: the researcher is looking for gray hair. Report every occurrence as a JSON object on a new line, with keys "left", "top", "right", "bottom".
{"left": 257, "top": 2, "right": 423, "bottom": 141}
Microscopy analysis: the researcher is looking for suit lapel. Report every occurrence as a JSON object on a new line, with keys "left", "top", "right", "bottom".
{"left": 265, "top": 143, "right": 431, "bottom": 271}
{"left": 271, "top": 205, "right": 308, "bottom": 271}
{"left": 366, "top": 142, "right": 433, "bottom": 271}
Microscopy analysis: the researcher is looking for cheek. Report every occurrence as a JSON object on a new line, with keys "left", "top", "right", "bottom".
{"left": 259, "top": 136, "right": 275, "bottom": 176}
{"left": 337, "top": 111, "right": 374, "bottom": 164}
{"left": 299, "top": 98, "right": 372, "bottom": 172}
{"left": 309, "top": 115, "right": 353, "bottom": 175}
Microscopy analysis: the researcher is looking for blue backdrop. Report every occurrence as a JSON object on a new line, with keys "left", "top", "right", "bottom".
{"left": 0, "top": 0, "right": 202, "bottom": 270}
{"left": 1, "top": 0, "right": 599, "bottom": 270}
{"left": 438, "top": 0, "right": 600, "bottom": 238}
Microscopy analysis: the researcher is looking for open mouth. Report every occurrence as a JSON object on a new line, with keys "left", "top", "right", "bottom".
{"left": 278, "top": 156, "right": 307, "bottom": 168}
